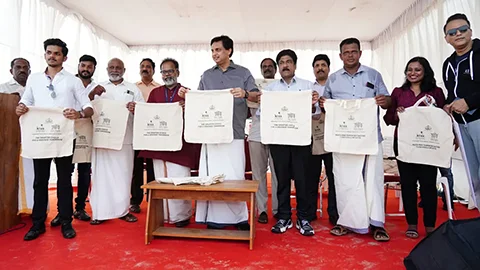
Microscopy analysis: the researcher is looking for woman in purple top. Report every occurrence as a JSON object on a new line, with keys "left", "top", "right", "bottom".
{"left": 384, "top": 57, "right": 446, "bottom": 239}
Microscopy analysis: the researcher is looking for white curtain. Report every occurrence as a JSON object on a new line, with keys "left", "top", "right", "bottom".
{"left": 371, "top": 0, "right": 479, "bottom": 91}
{"left": 127, "top": 42, "right": 372, "bottom": 89}
{"left": 0, "top": 0, "right": 130, "bottom": 83}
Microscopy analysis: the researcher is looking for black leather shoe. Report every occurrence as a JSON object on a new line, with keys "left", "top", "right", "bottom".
{"left": 61, "top": 223, "right": 76, "bottom": 239}
{"left": 50, "top": 214, "right": 61, "bottom": 227}
{"left": 23, "top": 227, "right": 46, "bottom": 241}
{"left": 73, "top": 210, "right": 91, "bottom": 221}
{"left": 258, "top": 212, "right": 268, "bottom": 224}
{"left": 129, "top": 204, "right": 141, "bottom": 213}
{"left": 175, "top": 219, "right": 190, "bottom": 228}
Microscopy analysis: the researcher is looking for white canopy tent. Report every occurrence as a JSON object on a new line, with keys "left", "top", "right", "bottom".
{"left": 0, "top": 0, "right": 478, "bottom": 205}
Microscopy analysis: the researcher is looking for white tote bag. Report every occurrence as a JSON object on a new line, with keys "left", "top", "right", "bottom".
{"left": 19, "top": 106, "right": 75, "bottom": 158}
{"left": 184, "top": 89, "right": 234, "bottom": 144}
{"left": 133, "top": 102, "right": 183, "bottom": 151}
{"left": 91, "top": 99, "right": 129, "bottom": 150}
{"left": 260, "top": 91, "right": 312, "bottom": 146}
{"left": 72, "top": 118, "right": 93, "bottom": 163}
{"left": 324, "top": 98, "right": 378, "bottom": 155}
{"left": 397, "top": 96, "right": 454, "bottom": 168}
{"left": 312, "top": 113, "right": 328, "bottom": 155}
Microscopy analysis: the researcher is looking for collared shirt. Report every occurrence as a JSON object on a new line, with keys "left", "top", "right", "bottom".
{"left": 136, "top": 80, "right": 161, "bottom": 102}
{"left": 96, "top": 79, "right": 145, "bottom": 145}
{"left": 0, "top": 79, "right": 25, "bottom": 96}
{"left": 312, "top": 81, "right": 326, "bottom": 96}
{"left": 324, "top": 64, "right": 389, "bottom": 142}
{"left": 20, "top": 69, "right": 92, "bottom": 110}
{"left": 74, "top": 78, "right": 97, "bottom": 111}
{"left": 198, "top": 61, "right": 257, "bottom": 140}
{"left": 256, "top": 76, "right": 320, "bottom": 117}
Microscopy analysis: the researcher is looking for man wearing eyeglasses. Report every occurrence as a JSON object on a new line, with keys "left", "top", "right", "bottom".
{"left": 139, "top": 58, "right": 201, "bottom": 227}
{"left": 17, "top": 38, "right": 94, "bottom": 241}
{"left": 442, "top": 13, "right": 480, "bottom": 208}
{"left": 130, "top": 58, "right": 159, "bottom": 214}
{"left": 88, "top": 58, "right": 145, "bottom": 225}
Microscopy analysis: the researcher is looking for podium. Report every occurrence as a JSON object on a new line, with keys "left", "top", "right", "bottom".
{"left": 0, "top": 93, "right": 21, "bottom": 232}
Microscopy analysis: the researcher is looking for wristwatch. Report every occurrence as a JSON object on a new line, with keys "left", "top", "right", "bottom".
{"left": 244, "top": 91, "right": 249, "bottom": 99}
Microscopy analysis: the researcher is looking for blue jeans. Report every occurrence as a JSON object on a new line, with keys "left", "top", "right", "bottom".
{"left": 458, "top": 119, "right": 480, "bottom": 207}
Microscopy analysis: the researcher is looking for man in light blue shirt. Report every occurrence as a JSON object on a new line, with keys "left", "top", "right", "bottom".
{"left": 320, "top": 38, "right": 391, "bottom": 242}
{"left": 265, "top": 49, "right": 318, "bottom": 236}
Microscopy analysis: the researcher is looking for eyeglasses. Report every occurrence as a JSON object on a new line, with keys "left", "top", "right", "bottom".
{"left": 160, "top": 69, "right": 175, "bottom": 75}
{"left": 446, "top": 25, "right": 470, "bottom": 36}
{"left": 47, "top": 83, "right": 56, "bottom": 98}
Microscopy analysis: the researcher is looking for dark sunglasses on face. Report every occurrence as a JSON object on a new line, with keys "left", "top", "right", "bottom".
{"left": 446, "top": 25, "right": 470, "bottom": 36}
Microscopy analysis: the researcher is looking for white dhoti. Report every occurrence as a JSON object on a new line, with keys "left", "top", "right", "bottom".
{"left": 195, "top": 139, "right": 248, "bottom": 226}
{"left": 18, "top": 157, "right": 35, "bottom": 214}
{"left": 153, "top": 159, "right": 192, "bottom": 223}
{"left": 333, "top": 142, "right": 385, "bottom": 234}
{"left": 90, "top": 144, "right": 134, "bottom": 220}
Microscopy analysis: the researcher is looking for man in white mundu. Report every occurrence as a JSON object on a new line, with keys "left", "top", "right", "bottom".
{"left": 320, "top": 38, "right": 392, "bottom": 242}
{"left": 138, "top": 58, "right": 202, "bottom": 227}
{"left": 17, "top": 39, "right": 94, "bottom": 241}
{"left": 179, "top": 35, "right": 260, "bottom": 230}
{"left": 88, "top": 58, "right": 145, "bottom": 225}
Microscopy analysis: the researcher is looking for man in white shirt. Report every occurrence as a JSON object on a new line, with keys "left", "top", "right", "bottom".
{"left": 50, "top": 55, "right": 103, "bottom": 227}
{"left": 17, "top": 38, "right": 93, "bottom": 241}
{"left": 130, "top": 58, "right": 158, "bottom": 214}
{"left": 249, "top": 58, "right": 279, "bottom": 224}
{"left": 266, "top": 49, "right": 319, "bottom": 236}
{"left": 309, "top": 54, "right": 338, "bottom": 225}
{"left": 0, "top": 58, "right": 30, "bottom": 96}
{"left": 88, "top": 58, "right": 145, "bottom": 225}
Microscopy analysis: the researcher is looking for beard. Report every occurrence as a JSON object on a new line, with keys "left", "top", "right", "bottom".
{"left": 78, "top": 71, "right": 93, "bottom": 79}
{"left": 109, "top": 74, "right": 123, "bottom": 81}
{"left": 163, "top": 77, "right": 177, "bottom": 86}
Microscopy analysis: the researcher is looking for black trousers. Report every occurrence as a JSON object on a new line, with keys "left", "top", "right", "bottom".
{"left": 308, "top": 153, "right": 338, "bottom": 221}
{"left": 270, "top": 144, "right": 312, "bottom": 221}
{"left": 74, "top": 163, "right": 91, "bottom": 211}
{"left": 394, "top": 139, "right": 437, "bottom": 227}
{"left": 32, "top": 155, "right": 74, "bottom": 227}
{"left": 130, "top": 150, "right": 154, "bottom": 205}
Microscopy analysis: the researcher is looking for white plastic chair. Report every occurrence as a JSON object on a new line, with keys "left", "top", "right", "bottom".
{"left": 438, "top": 176, "right": 454, "bottom": 220}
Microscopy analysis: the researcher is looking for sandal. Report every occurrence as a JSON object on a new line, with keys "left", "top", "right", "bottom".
{"left": 119, "top": 213, "right": 138, "bottom": 222}
{"left": 90, "top": 219, "right": 104, "bottom": 225}
{"left": 330, "top": 225, "right": 348, "bottom": 236}
{"left": 372, "top": 227, "right": 390, "bottom": 242}
{"left": 405, "top": 229, "right": 419, "bottom": 239}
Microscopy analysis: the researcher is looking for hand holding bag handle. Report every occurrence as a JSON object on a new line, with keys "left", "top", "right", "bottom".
{"left": 412, "top": 95, "right": 437, "bottom": 108}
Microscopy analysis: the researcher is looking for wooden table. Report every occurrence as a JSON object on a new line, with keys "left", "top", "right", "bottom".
{"left": 141, "top": 180, "right": 259, "bottom": 250}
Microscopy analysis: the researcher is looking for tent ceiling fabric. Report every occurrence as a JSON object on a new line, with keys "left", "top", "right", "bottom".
{"left": 58, "top": 0, "right": 418, "bottom": 45}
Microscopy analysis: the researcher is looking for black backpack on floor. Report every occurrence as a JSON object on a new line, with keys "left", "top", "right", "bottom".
{"left": 404, "top": 217, "right": 480, "bottom": 270}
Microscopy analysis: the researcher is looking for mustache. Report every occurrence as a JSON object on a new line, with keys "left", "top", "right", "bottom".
{"left": 282, "top": 68, "right": 290, "bottom": 72}
{"left": 142, "top": 70, "right": 149, "bottom": 74}
{"left": 317, "top": 70, "right": 325, "bottom": 74}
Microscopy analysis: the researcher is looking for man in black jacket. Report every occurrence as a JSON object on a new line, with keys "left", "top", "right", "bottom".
{"left": 442, "top": 13, "right": 480, "bottom": 208}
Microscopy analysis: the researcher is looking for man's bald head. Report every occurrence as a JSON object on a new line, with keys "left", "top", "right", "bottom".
{"left": 107, "top": 58, "right": 125, "bottom": 82}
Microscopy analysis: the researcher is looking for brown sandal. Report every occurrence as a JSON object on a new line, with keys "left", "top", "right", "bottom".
{"left": 330, "top": 225, "right": 349, "bottom": 236}
{"left": 373, "top": 227, "right": 390, "bottom": 242}
{"left": 119, "top": 213, "right": 137, "bottom": 222}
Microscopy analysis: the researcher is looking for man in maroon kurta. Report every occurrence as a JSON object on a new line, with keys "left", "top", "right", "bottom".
{"left": 139, "top": 58, "right": 200, "bottom": 227}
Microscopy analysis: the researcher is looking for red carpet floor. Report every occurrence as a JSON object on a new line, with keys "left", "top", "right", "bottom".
{"left": 0, "top": 190, "right": 478, "bottom": 270}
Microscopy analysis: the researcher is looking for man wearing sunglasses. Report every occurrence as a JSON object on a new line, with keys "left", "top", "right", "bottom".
{"left": 442, "top": 13, "right": 480, "bottom": 208}
{"left": 17, "top": 38, "right": 94, "bottom": 241}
